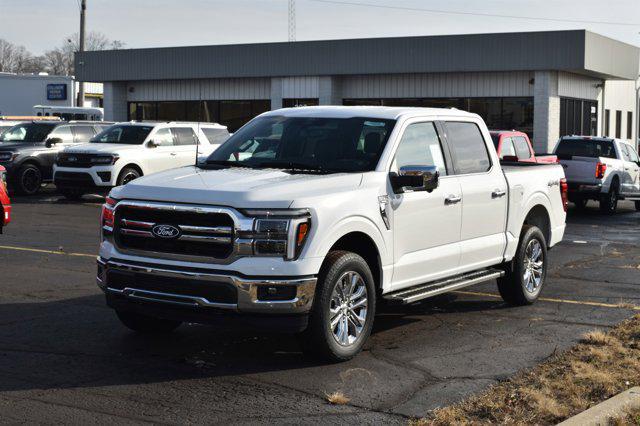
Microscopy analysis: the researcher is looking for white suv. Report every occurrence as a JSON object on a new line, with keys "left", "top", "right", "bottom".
{"left": 53, "top": 121, "right": 229, "bottom": 199}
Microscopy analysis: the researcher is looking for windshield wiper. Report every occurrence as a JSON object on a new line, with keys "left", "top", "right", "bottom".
{"left": 255, "top": 161, "right": 334, "bottom": 173}
{"left": 201, "top": 160, "right": 256, "bottom": 170}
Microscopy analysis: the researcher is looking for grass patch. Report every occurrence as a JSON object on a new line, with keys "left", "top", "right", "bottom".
{"left": 417, "top": 314, "right": 640, "bottom": 425}
{"left": 325, "top": 391, "right": 350, "bottom": 405}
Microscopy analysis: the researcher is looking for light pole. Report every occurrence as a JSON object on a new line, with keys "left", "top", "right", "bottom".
{"left": 77, "top": 0, "right": 86, "bottom": 107}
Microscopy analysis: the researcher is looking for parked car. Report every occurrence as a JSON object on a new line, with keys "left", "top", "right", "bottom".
{"left": 490, "top": 130, "right": 557, "bottom": 163}
{"left": 0, "top": 121, "right": 112, "bottom": 195}
{"left": 0, "top": 166, "right": 10, "bottom": 232}
{"left": 96, "top": 107, "right": 567, "bottom": 361}
{"left": 54, "top": 121, "right": 230, "bottom": 200}
{"left": 554, "top": 136, "right": 640, "bottom": 213}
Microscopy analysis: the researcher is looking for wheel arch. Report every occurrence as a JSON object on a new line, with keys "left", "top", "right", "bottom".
{"left": 522, "top": 204, "right": 551, "bottom": 246}
{"left": 326, "top": 231, "right": 383, "bottom": 293}
{"left": 117, "top": 163, "right": 144, "bottom": 183}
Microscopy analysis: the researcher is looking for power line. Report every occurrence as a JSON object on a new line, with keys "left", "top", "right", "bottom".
{"left": 308, "top": 0, "right": 640, "bottom": 27}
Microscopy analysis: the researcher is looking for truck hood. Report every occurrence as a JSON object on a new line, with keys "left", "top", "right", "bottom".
{"left": 111, "top": 166, "right": 363, "bottom": 208}
{"left": 0, "top": 142, "right": 43, "bottom": 151}
{"left": 64, "top": 143, "right": 144, "bottom": 154}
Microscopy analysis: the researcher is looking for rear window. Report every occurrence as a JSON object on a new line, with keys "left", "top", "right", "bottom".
{"left": 555, "top": 138, "right": 616, "bottom": 159}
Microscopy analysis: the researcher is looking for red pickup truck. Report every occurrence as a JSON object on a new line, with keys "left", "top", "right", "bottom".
{"left": 490, "top": 130, "right": 558, "bottom": 164}
{"left": 0, "top": 166, "right": 11, "bottom": 233}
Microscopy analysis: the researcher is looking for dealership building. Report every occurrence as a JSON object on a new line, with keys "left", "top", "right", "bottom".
{"left": 75, "top": 30, "right": 640, "bottom": 152}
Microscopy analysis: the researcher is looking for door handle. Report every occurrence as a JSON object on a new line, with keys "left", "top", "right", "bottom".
{"left": 444, "top": 195, "right": 462, "bottom": 205}
{"left": 492, "top": 189, "right": 506, "bottom": 198}
{"left": 170, "top": 152, "right": 177, "bottom": 156}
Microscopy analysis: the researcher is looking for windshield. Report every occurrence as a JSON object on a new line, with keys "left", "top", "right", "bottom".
{"left": 91, "top": 125, "right": 154, "bottom": 145}
{"left": 0, "top": 123, "right": 57, "bottom": 143}
{"left": 205, "top": 116, "right": 396, "bottom": 173}
{"left": 556, "top": 138, "right": 616, "bottom": 159}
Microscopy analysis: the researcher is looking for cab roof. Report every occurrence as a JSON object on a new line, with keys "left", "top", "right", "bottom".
{"left": 262, "top": 106, "right": 480, "bottom": 121}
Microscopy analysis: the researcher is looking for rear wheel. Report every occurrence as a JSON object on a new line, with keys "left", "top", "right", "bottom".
{"left": 117, "top": 167, "right": 141, "bottom": 186}
{"left": 15, "top": 164, "right": 42, "bottom": 195}
{"left": 115, "top": 310, "right": 181, "bottom": 333}
{"left": 497, "top": 225, "right": 547, "bottom": 306}
{"left": 299, "top": 250, "right": 376, "bottom": 362}
{"left": 599, "top": 181, "right": 619, "bottom": 214}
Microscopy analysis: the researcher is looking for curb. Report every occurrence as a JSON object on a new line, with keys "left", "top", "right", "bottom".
{"left": 558, "top": 387, "right": 640, "bottom": 426}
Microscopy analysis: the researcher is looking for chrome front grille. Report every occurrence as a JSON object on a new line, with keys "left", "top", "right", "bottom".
{"left": 114, "top": 202, "right": 237, "bottom": 260}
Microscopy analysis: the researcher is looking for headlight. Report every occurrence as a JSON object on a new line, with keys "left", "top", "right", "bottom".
{"left": 90, "top": 155, "right": 119, "bottom": 165}
{"left": 0, "top": 170, "right": 6, "bottom": 189}
{"left": 240, "top": 209, "right": 311, "bottom": 260}
{"left": 0, "top": 152, "right": 17, "bottom": 162}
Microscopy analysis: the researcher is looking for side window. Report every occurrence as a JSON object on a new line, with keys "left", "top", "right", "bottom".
{"left": 627, "top": 146, "right": 640, "bottom": 162}
{"left": 153, "top": 128, "right": 175, "bottom": 146}
{"left": 620, "top": 144, "right": 632, "bottom": 162}
{"left": 500, "top": 137, "right": 516, "bottom": 158}
{"left": 394, "top": 122, "right": 447, "bottom": 175}
{"left": 48, "top": 125, "right": 74, "bottom": 143}
{"left": 72, "top": 125, "right": 96, "bottom": 143}
{"left": 202, "top": 128, "right": 230, "bottom": 145}
{"left": 445, "top": 122, "right": 491, "bottom": 174}
{"left": 513, "top": 136, "right": 532, "bottom": 160}
{"left": 171, "top": 127, "right": 199, "bottom": 146}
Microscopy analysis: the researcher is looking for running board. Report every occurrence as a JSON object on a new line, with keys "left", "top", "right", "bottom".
{"left": 383, "top": 269, "right": 505, "bottom": 305}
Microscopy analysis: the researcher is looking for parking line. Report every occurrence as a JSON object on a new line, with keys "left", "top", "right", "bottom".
{"left": 453, "top": 290, "right": 640, "bottom": 311}
{"left": 0, "top": 245, "right": 95, "bottom": 258}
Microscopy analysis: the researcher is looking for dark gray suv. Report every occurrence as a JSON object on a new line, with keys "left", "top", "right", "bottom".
{"left": 0, "top": 121, "right": 112, "bottom": 195}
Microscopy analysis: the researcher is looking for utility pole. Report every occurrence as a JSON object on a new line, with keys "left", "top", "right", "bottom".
{"left": 288, "top": 0, "right": 296, "bottom": 42}
{"left": 77, "top": 0, "right": 86, "bottom": 107}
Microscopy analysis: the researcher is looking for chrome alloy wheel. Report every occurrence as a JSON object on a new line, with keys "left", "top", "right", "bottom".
{"left": 329, "top": 271, "right": 368, "bottom": 347}
{"left": 523, "top": 239, "right": 544, "bottom": 294}
{"left": 121, "top": 172, "right": 138, "bottom": 185}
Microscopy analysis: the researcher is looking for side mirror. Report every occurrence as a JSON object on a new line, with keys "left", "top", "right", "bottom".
{"left": 146, "top": 140, "right": 158, "bottom": 148}
{"left": 389, "top": 165, "right": 439, "bottom": 194}
{"left": 45, "top": 137, "right": 62, "bottom": 148}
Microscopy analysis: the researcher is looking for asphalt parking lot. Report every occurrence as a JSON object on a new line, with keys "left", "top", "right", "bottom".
{"left": 0, "top": 189, "right": 639, "bottom": 424}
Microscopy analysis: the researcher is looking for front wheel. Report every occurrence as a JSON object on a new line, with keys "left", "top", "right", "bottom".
{"left": 299, "top": 251, "right": 376, "bottom": 362}
{"left": 15, "top": 164, "right": 42, "bottom": 195}
{"left": 115, "top": 310, "right": 181, "bottom": 333}
{"left": 497, "top": 225, "right": 548, "bottom": 306}
{"left": 117, "top": 167, "right": 141, "bottom": 186}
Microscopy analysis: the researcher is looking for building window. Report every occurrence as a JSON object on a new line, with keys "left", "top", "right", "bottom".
{"left": 283, "top": 98, "right": 319, "bottom": 108}
{"left": 127, "top": 100, "right": 271, "bottom": 132}
{"left": 342, "top": 97, "right": 534, "bottom": 139}
{"left": 560, "top": 98, "right": 597, "bottom": 137}
{"left": 604, "top": 110, "right": 610, "bottom": 137}
{"left": 615, "top": 110, "right": 622, "bottom": 138}
{"left": 627, "top": 111, "right": 633, "bottom": 140}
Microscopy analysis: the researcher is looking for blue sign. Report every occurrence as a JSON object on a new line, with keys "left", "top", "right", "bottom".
{"left": 46, "top": 84, "right": 67, "bottom": 101}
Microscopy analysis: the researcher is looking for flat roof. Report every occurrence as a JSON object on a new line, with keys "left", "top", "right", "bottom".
{"left": 75, "top": 30, "right": 640, "bottom": 82}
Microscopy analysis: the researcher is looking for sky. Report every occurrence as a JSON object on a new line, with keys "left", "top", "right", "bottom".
{"left": 1, "top": 0, "right": 639, "bottom": 54}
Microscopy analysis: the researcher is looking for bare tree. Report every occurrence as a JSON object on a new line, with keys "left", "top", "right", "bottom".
{"left": 0, "top": 39, "right": 38, "bottom": 73}
{"left": 44, "top": 31, "right": 125, "bottom": 75}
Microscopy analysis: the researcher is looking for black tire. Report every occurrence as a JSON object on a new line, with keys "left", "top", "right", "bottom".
{"left": 115, "top": 310, "right": 181, "bottom": 334}
{"left": 573, "top": 198, "right": 588, "bottom": 210}
{"left": 14, "top": 164, "right": 42, "bottom": 195}
{"left": 117, "top": 167, "right": 141, "bottom": 186}
{"left": 635, "top": 201, "right": 640, "bottom": 211}
{"left": 497, "top": 225, "right": 548, "bottom": 306}
{"left": 59, "top": 188, "right": 85, "bottom": 201}
{"left": 599, "top": 180, "right": 619, "bottom": 215}
{"left": 299, "top": 250, "right": 376, "bottom": 362}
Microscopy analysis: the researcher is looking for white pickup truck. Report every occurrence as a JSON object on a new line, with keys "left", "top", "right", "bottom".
{"left": 97, "top": 107, "right": 567, "bottom": 361}
{"left": 554, "top": 136, "right": 640, "bottom": 213}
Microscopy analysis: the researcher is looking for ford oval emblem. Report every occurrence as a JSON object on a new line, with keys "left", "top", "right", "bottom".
{"left": 151, "top": 224, "right": 181, "bottom": 239}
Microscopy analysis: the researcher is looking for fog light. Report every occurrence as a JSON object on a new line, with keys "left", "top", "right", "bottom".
{"left": 257, "top": 285, "right": 297, "bottom": 301}
{"left": 254, "top": 239, "right": 286, "bottom": 255}
{"left": 97, "top": 172, "right": 111, "bottom": 182}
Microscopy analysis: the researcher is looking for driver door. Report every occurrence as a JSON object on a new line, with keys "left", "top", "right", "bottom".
{"left": 390, "top": 120, "right": 462, "bottom": 291}
{"left": 40, "top": 125, "right": 75, "bottom": 180}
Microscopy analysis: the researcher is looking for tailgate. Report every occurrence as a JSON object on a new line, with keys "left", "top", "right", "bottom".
{"left": 559, "top": 157, "right": 598, "bottom": 183}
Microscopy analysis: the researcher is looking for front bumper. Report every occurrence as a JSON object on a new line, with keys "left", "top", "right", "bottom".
{"left": 1, "top": 204, "right": 10, "bottom": 226}
{"left": 54, "top": 166, "right": 115, "bottom": 188}
{"left": 97, "top": 257, "right": 317, "bottom": 316}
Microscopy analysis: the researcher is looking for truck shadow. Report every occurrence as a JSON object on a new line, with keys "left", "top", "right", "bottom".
{"left": 0, "top": 292, "right": 507, "bottom": 393}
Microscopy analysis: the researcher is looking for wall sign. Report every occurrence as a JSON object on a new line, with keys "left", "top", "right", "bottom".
{"left": 46, "top": 84, "right": 67, "bottom": 101}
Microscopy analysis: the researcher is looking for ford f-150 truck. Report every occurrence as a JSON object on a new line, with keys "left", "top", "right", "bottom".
{"left": 554, "top": 136, "right": 640, "bottom": 213}
{"left": 98, "top": 107, "right": 567, "bottom": 361}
